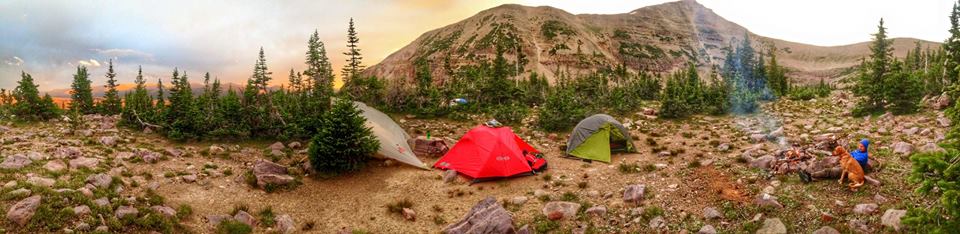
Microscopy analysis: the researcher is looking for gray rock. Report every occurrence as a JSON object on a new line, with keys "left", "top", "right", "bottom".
{"left": 881, "top": 209, "right": 907, "bottom": 231}
{"left": 585, "top": 205, "right": 607, "bottom": 217}
{"left": 205, "top": 214, "right": 233, "bottom": 226}
{"left": 269, "top": 142, "right": 286, "bottom": 151}
{"left": 287, "top": 142, "right": 302, "bottom": 149}
{"left": 99, "top": 136, "right": 118, "bottom": 147}
{"left": 509, "top": 196, "right": 528, "bottom": 206}
{"left": 717, "top": 143, "right": 730, "bottom": 152}
{"left": 182, "top": 174, "right": 197, "bottom": 183}
{"left": 0, "top": 154, "right": 32, "bottom": 169}
{"left": 852, "top": 203, "right": 878, "bottom": 215}
{"left": 164, "top": 147, "right": 184, "bottom": 157}
{"left": 69, "top": 157, "right": 100, "bottom": 169}
{"left": 95, "top": 225, "right": 108, "bottom": 232}
{"left": 209, "top": 145, "right": 225, "bottom": 155}
{"left": 697, "top": 224, "right": 717, "bottom": 234}
{"left": 151, "top": 206, "right": 176, "bottom": 218}
{"left": 43, "top": 160, "right": 67, "bottom": 172}
{"left": 6, "top": 188, "right": 31, "bottom": 198}
{"left": 6, "top": 195, "right": 41, "bottom": 226}
{"left": 93, "top": 198, "right": 110, "bottom": 207}
{"left": 76, "top": 222, "right": 91, "bottom": 231}
{"left": 750, "top": 134, "right": 768, "bottom": 143}
{"left": 702, "top": 207, "right": 723, "bottom": 219}
{"left": 115, "top": 206, "right": 138, "bottom": 219}
{"left": 253, "top": 159, "right": 288, "bottom": 175}
{"left": 847, "top": 219, "right": 871, "bottom": 233}
{"left": 27, "top": 176, "right": 55, "bottom": 187}
{"left": 648, "top": 216, "right": 666, "bottom": 229}
{"left": 891, "top": 142, "right": 914, "bottom": 155}
{"left": 234, "top": 210, "right": 257, "bottom": 227}
{"left": 402, "top": 207, "right": 416, "bottom": 221}
{"left": 750, "top": 155, "right": 776, "bottom": 169}
{"left": 542, "top": 201, "right": 581, "bottom": 220}
{"left": 623, "top": 184, "right": 646, "bottom": 205}
{"left": 443, "top": 197, "right": 515, "bottom": 234}
{"left": 939, "top": 116, "right": 952, "bottom": 127}
{"left": 276, "top": 214, "right": 296, "bottom": 233}
{"left": 919, "top": 143, "right": 946, "bottom": 153}
{"left": 25, "top": 152, "right": 45, "bottom": 161}
{"left": 755, "top": 193, "right": 783, "bottom": 209}
{"left": 756, "top": 218, "right": 786, "bottom": 234}
{"left": 812, "top": 226, "right": 840, "bottom": 234}
{"left": 73, "top": 205, "right": 91, "bottom": 216}
{"left": 86, "top": 173, "right": 113, "bottom": 188}
{"left": 442, "top": 169, "right": 459, "bottom": 184}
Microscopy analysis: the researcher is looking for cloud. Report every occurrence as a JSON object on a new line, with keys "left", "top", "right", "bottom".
{"left": 93, "top": 48, "right": 155, "bottom": 61}
{"left": 3, "top": 56, "right": 23, "bottom": 66}
{"left": 77, "top": 59, "right": 101, "bottom": 67}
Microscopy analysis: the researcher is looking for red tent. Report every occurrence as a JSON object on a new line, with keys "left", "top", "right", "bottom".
{"left": 434, "top": 126, "right": 544, "bottom": 182}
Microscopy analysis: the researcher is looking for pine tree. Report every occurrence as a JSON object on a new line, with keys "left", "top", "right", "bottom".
{"left": 121, "top": 66, "right": 154, "bottom": 129}
{"left": 165, "top": 69, "right": 198, "bottom": 140}
{"left": 885, "top": 61, "right": 923, "bottom": 114}
{"left": 342, "top": 18, "right": 364, "bottom": 86}
{"left": 853, "top": 18, "right": 894, "bottom": 115}
{"left": 308, "top": 98, "right": 379, "bottom": 174}
{"left": 69, "top": 65, "right": 95, "bottom": 114}
{"left": 304, "top": 30, "right": 334, "bottom": 110}
{"left": 156, "top": 77, "right": 166, "bottom": 110}
{"left": 946, "top": 2, "right": 960, "bottom": 85}
{"left": 766, "top": 47, "right": 789, "bottom": 98}
{"left": 100, "top": 59, "right": 122, "bottom": 115}
{"left": 13, "top": 71, "right": 59, "bottom": 121}
{"left": 288, "top": 69, "right": 302, "bottom": 93}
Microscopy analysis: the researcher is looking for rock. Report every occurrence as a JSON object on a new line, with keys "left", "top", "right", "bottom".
{"left": 755, "top": 193, "right": 783, "bottom": 209}
{"left": 756, "top": 218, "right": 786, "bottom": 234}
{"left": 717, "top": 143, "right": 730, "bottom": 152}
{"left": 585, "top": 206, "right": 607, "bottom": 217}
{"left": 115, "top": 206, "right": 138, "bottom": 219}
{"left": 99, "top": 136, "right": 118, "bottom": 147}
{"left": 164, "top": 148, "right": 183, "bottom": 157}
{"left": 256, "top": 174, "right": 294, "bottom": 187}
{"left": 253, "top": 159, "right": 288, "bottom": 175}
{"left": 750, "top": 134, "right": 767, "bottom": 143}
{"left": 74, "top": 205, "right": 91, "bottom": 216}
{"left": 702, "top": 207, "right": 723, "bottom": 219}
{"left": 812, "top": 226, "right": 840, "bottom": 234}
{"left": 148, "top": 206, "right": 175, "bottom": 218}
{"left": 656, "top": 151, "right": 672, "bottom": 157}
{"left": 69, "top": 157, "right": 100, "bottom": 169}
{"left": 881, "top": 209, "right": 907, "bottom": 231}
{"left": 623, "top": 184, "right": 646, "bottom": 205}
{"left": 903, "top": 127, "right": 920, "bottom": 135}
{"left": 443, "top": 197, "right": 515, "bottom": 234}
{"left": 509, "top": 196, "right": 528, "bottom": 206}
{"left": 848, "top": 219, "right": 872, "bottom": 233}
{"left": 0, "top": 154, "right": 32, "bottom": 169}
{"left": 402, "top": 208, "right": 416, "bottom": 221}
{"left": 852, "top": 203, "right": 878, "bottom": 215}
{"left": 827, "top": 127, "right": 842, "bottom": 133}
{"left": 27, "top": 176, "right": 55, "bottom": 187}
{"left": 642, "top": 108, "right": 657, "bottom": 116}
{"left": 182, "top": 174, "right": 197, "bottom": 183}
{"left": 43, "top": 160, "right": 66, "bottom": 172}
{"left": 287, "top": 142, "right": 302, "bottom": 149}
{"left": 138, "top": 150, "right": 161, "bottom": 163}
{"left": 767, "top": 127, "right": 784, "bottom": 139}
{"left": 7, "top": 188, "right": 31, "bottom": 198}
{"left": 697, "top": 224, "right": 717, "bottom": 234}
{"left": 891, "top": 142, "right": 914, "bottom": 155}
{"left": 648, "top": 216, "right": 666, "bottom": 229}
{"left": 234, "top": 210, "right": 257, "bottom": 227}
{"left": 874, "top": 194, "right": 889, "bottom": 203}
{"left": 750, "top": 155, "right": 775, "bottom": 169}
{"left": 542, "top": 201, "right": 581, "bottom": 220}
{"left": 86, "top": 173, "right": 113, "bottom": 188}
{"left": 205, "top": 214, "right": 233, "bottom": 226}
{"left": 93, "top": 198, "right": 110, "bottom": 207}
{"left": 269, "top": 149, "right": 285, "bottom": 157}
{"left": 442, "top": 169, "right": 459, "bottom": 183}
{"left": 6, "top": 195, "right": 40, "bottom": 226}
{"left": 208, "top": 145, "right": 225, "bottom": 155}
{"left": 276, "top": 214, "right": 295, "bottom": 233}
{"left": 939, "top": 116, "right": 952, "bottom": 127}
{"left": 269, "top": 142, "right": 286, "bottom": 151}
{"left": 919, "top": 143, "right": 946, "bottom": 153}
{"left": 25, "top": 152, "right": 45, "bottom": 161}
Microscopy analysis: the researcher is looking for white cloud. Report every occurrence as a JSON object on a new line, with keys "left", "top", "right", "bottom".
{"left": 3, "top": 56, "right": 24, "bottom": 66}
{"left": 77, "top": 59, "right": 101, "bottom": 67}
{"left": 93, "top": 48, "right": 155, "bottom": 61}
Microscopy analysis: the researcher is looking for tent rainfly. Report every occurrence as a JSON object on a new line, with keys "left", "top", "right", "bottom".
{"left": 565, "top": 114, "right": 635, "bottom": 163}
{"left": 354, "top": 101, "right": 428, "bottom": 169}
{"left": 434, "top": 125, "right": 544, "bottom": 182}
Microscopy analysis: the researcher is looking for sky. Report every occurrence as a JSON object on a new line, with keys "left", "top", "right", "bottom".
{"left": 0, "top": 0, "right": 953, "bottom": 93}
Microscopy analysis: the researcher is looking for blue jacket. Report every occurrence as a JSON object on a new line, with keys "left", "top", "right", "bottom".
{"left": 851, "top": 139, "right": 869, "bottom": 169}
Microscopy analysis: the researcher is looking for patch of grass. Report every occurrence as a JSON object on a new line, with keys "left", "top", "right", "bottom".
{"left": 386, "top": 198, "right": 413, "bottom": 215}
{"left": 230, "top": 204, "right": 249, "bottom": 216}
{"left": 532, "top": 214, "right": 560, "bottom": 233}
{"left": 687, "top": 161, "right": 701, "bottom": 168}
{"left": 641, "top": 206, "right": 664, "bottom": 221}
{"left": 432, "top": 215, "right": 446, "bottom": 225}
{"left": 560, "top": 192, "right": 579, "bottom": 202}
{"left": 144, "top": 189, "right": 165, "bottom": 206}
{"left": 163, "top": 172, "right": 175, "bottom": 178}
{"left": 538, "top": 195, "right": 551, "bottom": 202}
{"left": 243, "top": 170, "right": 257, "bottom": 188}
{"left": 176, "top": 204, "right": 193, "bottom": 220}
{"left": 216, "top": 219, "right": 252, "bottom": 234}
{"left": 222, "top": 168, "right": 233, "bottom": 176}
{"left": 577, "top": 181, "right": 588, "bottom": 189}
{"left": 646, "top": 138, "right": 658, "bottom": 146}
{"left": 541, "top": 174, "right": 553, "bottom": 181}
{"left": 258, "top": 206, "right": 276, "bottom": 227}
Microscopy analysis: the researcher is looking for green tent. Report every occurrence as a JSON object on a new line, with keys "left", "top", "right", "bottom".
{"left": 565, "top": 114, "right": 635, "bottom": 163}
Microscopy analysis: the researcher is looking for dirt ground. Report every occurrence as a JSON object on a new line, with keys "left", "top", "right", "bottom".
{"left": 0, "top": 93, "right": 942, "bottom": 233}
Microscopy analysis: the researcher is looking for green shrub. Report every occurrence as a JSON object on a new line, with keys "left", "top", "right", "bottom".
{"left": 258, "top": 207, "right": 276, "bottom": 227}
{"left": 217, "top": 220, "right": 252, "bottom": 234}
{"left": 308, "top": 99, "right": 379, "bottom": 175}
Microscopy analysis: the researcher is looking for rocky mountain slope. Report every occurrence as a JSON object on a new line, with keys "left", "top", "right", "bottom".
{"left": 364, "top": 0, "right": 938, "bottom": 84}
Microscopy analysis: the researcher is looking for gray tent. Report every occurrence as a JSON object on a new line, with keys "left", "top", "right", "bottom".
{"left": 354, "top": 101, "right": 428, "bottom": 169}
{"left": 565, "top": 114, "right": 635, "bottom": 163}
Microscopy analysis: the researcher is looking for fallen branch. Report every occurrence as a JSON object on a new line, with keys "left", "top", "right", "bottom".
{"left": 132, "top": 109, "right": 163, "bottom": 130}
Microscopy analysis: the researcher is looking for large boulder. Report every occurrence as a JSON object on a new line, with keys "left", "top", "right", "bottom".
{"left": 852, "top": 203, "right": 878, "bottom": 215}
{"left": 6, "top": 195, "right": 41, "bottom": 226}
{"left": 541, "top": 201, "right": 581, "bottom": 220}
{"left": 253, "top": 159, "right": 288, "bottom": 175}
{"left": 276, "top": 214, "right": 296, "bottom": 234}
{"left": 99, "top": 136, "right": 118, "bottom": 147}
{"left": 623, "top": 184, "right": 646, "bottom": 205}
{"left": 935, "top": 93, "right": 952, "bottom": 110}
{"left": 443, "top": 197, "right": 516, "bottom": 234}
{"left": 881, "top": 209, "right": 907, "bottom": 231}
{"left": 256, "top": 174, "right": 295, "bottom": 187}
{"left": 756, "top": 218, "right": 786, "bottom": 234}
{"left": 0, "top": 154, "right": 32, "bottom": 169}
{"left": 891, "top": 142, "right": 914, "bottom": 155}
{"left": 234, "top": 210, "right": 258, "bottom": 227}
{"left": 86, "top": 173, "right": 113, "bottom": 188}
